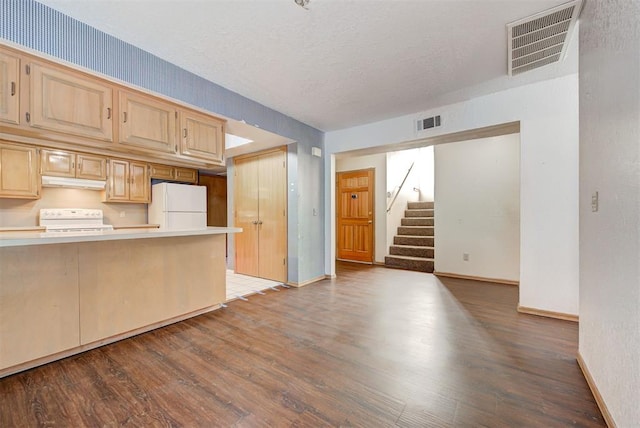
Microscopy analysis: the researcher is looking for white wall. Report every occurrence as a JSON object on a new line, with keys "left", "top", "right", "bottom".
{"left": 325, "top": 72, "right": 579, "bottom": 316}
{"left": 386, "top": 147, "right": 434, "bottom": 251}
{"left": 0, "top": 188, "right": 147, "bottom": 227}
{"left": 434, "top": 135, "right": 520, "bottom": 281}
{"left": 578, "top": 1, "right": 640, "bottom": 425}
{"left": 336, "top": 153, "right": 387, "bottom": 263}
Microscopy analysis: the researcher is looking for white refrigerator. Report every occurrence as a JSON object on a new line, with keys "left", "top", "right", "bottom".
{"left": 148, "top": 183, "right": 207, "bottom": 229}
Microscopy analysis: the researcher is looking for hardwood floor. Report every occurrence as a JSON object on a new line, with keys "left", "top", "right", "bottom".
{"left": 0, "top": 262, "right": 604, "bottom": 427}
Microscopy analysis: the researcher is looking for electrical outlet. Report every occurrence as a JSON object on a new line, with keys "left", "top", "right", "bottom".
{"left": 119, "top": 211, "right": 126, "bottom": 218}
{"left": 313, "top": 208, "right": 317, "bottom": 216}
{"left": 591, "top": 191, "right": 599, "bottom": 212}
{"left": 463, "top": 253, "right": 469, "bottom": 261}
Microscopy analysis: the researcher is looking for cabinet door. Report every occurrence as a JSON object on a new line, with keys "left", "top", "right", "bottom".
{"left": 106, "top": 159, "right": 129, "bottom": 201}
{"left": 180, "top": 110, "right": 225, "bottom": 164}
{"left": 29, "top": 63, "right": 113, "bottom": 141}
{"left": 150, "top": 163, "right": 174, "bottom": 180}
{"left": 0, "top": 143, "right": 39, "bottom": 199}
{"left": 0, "top": 50, "right": 20, "bottom": 125}
{"left": 234, "top": 156, "right": 260, "bottom": 277}
{"left": 76, "top": 153, "right": 107, "bottom": 180}
{"left": 257, "top": 149, "right": 287, "bottom": 283}
{"left": 174, "top": 167, "right": 198, "bottom": 184}
{"left": 119, "top": 91, "right": 177, "bottom": 154}
{"left": 41, "top": 148, "right": 75, "bottom": 177}
{"left": 129, "top": 161, "right": 150, "bottom": 203}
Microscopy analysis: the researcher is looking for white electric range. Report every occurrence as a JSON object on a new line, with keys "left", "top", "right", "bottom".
{"left": 39, "top": 208, "right": 114, "bottom": 233}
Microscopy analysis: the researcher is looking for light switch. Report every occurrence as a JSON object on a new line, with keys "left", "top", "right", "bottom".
{"left": 591, "top": 191, "right": 599, "bottom": 212}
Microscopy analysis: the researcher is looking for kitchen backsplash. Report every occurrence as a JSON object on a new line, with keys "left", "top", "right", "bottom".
{"left": 0, "top": 188, "right": 147, "bottom": 227}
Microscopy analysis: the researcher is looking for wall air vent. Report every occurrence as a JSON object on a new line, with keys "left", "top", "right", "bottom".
{"left": 507, "top": 0, "right": 582, "bottom": 76}
{"left": 417, "top": 115, "right": 441, "bottom": 132}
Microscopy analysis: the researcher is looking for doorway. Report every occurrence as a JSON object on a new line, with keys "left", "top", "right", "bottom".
{"left": 336, "top": 168, "right": 374, "bottom": 263}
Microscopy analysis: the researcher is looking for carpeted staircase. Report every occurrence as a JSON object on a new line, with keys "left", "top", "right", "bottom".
{"left": 385, "top": 201, "right": 434, "bottom": 272}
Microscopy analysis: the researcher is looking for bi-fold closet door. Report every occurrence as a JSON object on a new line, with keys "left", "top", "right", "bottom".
{"left": 234, "top": 147, "right": 287, "bottom": 283}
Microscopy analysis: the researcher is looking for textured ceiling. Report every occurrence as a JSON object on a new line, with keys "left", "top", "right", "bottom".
{"left": 37, "top": 0, "right": 578, "bottom": 132}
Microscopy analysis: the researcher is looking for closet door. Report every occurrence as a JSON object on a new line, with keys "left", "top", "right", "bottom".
{"left": 257, "top": 149, "right": 287, "bottom": 282}
{"left": 234, "top": 155, "right": 260, "bottom": 277}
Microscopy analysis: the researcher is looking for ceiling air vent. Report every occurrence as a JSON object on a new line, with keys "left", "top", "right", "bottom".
{"left": 417, "top": 115, "right": 441, "bottom": 132}
{"left": 507, "top": 0, "right": 582, "bottom": 76}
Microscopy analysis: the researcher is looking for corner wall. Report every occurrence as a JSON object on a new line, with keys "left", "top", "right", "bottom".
{"left": 578, "top": 1, "right": 640, "bottom": 425}
{"left": 325, "top": 73, "right": 579, "bottom": 316}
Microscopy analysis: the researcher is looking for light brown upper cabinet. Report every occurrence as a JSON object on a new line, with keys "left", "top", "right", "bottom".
{"left": 149, "top": 164, "right": 198, "bottom": 184}
{"left": 0, "top": 142, "right": 39, "bottom": 199}
{"left": 105, "top": 158, "right": 150, "bottom": 203}
{"left": 0, "top": 49, "right": 20, "bottom": 125}
{"left": 41, "top": 148, "right": 107, "bottom": 180}
{"left": 180, "top": 109, "right": 225, "bottom": 165}
{"left": 28, "top": 63, "right": 113, "bottom": 142}
{"left": 119, "top": 91, "right": 177, "bottom": 154}
{"left": 234, "top": 147, "right": 287, "bottom": 283}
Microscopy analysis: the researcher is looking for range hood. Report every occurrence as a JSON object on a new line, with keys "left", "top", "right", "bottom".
{"left": 41, "top": 175, "right": 106, "bottom": 190}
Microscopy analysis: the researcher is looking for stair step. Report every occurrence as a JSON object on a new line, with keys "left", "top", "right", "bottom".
{"left": 398, "top": 226, "right": 434, "bottom": 236}
{"left": 394, "top": 235, "right": 434, "bottom": 246}
{"left": 401, "top": 217, "right": 434, "bottom": 226}
{"left": 407, "top": 201, "right": 434, "bottom": 210}
{"left": 385, "top": 255, "right": 434, "bottom": 273}
{"left": 405, "top": 209, "right": 434, "bottom": 218}
{"left": 390, "top": 245, "right": 434, "bottom": 258}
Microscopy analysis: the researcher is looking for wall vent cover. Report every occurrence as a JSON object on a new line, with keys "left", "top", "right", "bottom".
{"left": 417, "top": 115, "right": 441, "bottom": 132}
{"left": 507, "top": 0, "right": 582, "bottom": 76}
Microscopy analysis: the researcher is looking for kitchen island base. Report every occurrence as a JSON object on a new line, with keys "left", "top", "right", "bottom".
{"left": 0, "top": 233, "right": 226, "bottom": 378}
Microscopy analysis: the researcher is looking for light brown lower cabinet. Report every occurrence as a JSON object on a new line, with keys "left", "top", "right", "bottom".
{"left": 234, "top": 147, "right": 287, "bottom": 283}
{"left": 0, "top": 142, "right": 39, "bottom": 199}
{"left": 0, "top": 234, "right": 227, "bottom": 377}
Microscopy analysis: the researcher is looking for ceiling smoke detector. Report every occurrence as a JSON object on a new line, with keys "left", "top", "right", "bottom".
{"left": 507, "top": 0, "right": 582, "bottom": 76}
{"left": 294, "top": 0, "right": 310, "bottom": 10}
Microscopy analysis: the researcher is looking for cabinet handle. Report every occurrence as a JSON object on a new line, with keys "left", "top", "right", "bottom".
{"left": 123, "top": 112, "right": 128, "bottom": 123}
{"left": 10, "top": 82, "right": 15, "bottom": 96}
{"left": 183, "top": 128, "right": 187, "bottom": 138}
{"left": 107, "top": 107, "right": 111, "bottom": 119}
{"left": 258, "top": 220, "right": 263, "bottom": 225}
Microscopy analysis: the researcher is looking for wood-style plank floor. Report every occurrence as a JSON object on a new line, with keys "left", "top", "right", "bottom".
{"left": 0, "top": 262, "right": 604, "bottom": 427}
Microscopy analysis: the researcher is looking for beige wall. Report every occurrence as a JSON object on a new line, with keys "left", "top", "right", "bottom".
{"left": 0, "top": 188, "right": 147, "bottom": 227}
{"left": 434, "top": 134, "right": 520, "bottom": 281}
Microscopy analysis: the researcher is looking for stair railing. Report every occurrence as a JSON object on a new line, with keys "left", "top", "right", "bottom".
{"left": 387, "top": 162, "right": 415, "bottom": 213}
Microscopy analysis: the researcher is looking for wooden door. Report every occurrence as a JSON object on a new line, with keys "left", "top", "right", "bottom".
{"left": 129, "top": 161, "right": 150, "bottom": 202}
{"left": 29, "top": 63, "right": 113, "bottom": 141}
{"left": 180, "top": 109, "right": 224, "bottom": 164}
{"left": 257, "top": 149, "right": 287, "bottom": 282}
{"left": 234, "top": 156, "right": 260, "bottom": 277}
{"left": 119, "top": 90, "right": 177, "bottom": 154}
{"left": 337, "top": 169, "right": 374, "bottom": 263}
{"left": 41, "top": 149, "right": 75, "bottom": 177}
{"left": 106, "top": 159, "right": 129, "bottom": 201}
{"left": 0, "top": 143, "right": 39, "bottom": 199}
{"left": 0, "top": 50, "right": 20, "bottom": 125}
{"left": 76, "top": 153, "right": 107, "bottom": 180}
{"left": 199, "top": 175, "right": 227, "bottom": 226}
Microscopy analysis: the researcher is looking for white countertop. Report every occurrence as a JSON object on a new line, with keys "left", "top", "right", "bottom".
{"left": 0, "top": 226, "right": 242, "bottom": 248}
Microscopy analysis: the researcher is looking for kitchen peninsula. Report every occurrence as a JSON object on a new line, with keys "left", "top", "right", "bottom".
{"left": 0, "top": 226, "right": 240, "bottom": 377}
